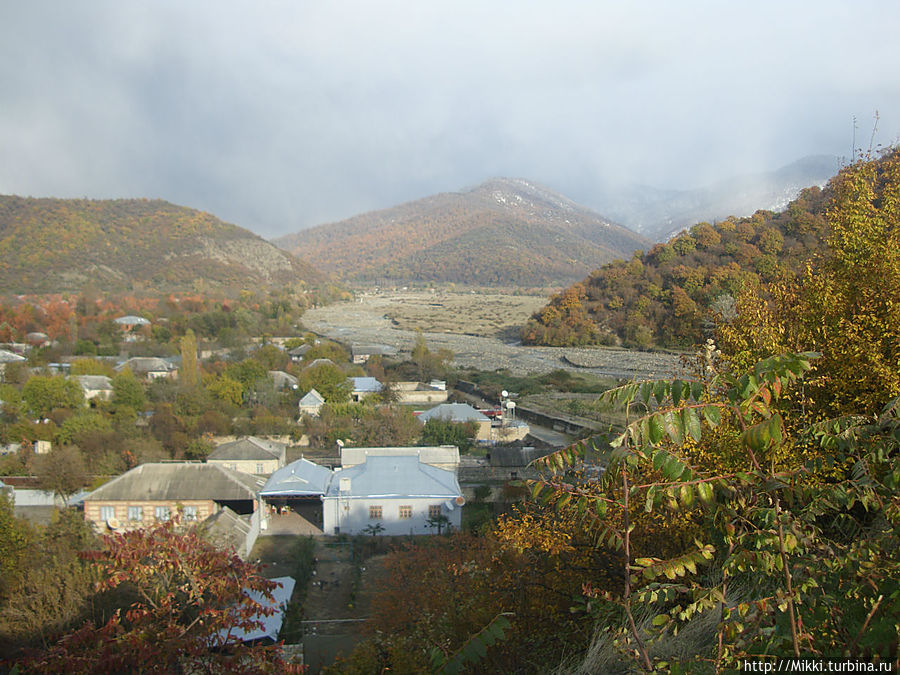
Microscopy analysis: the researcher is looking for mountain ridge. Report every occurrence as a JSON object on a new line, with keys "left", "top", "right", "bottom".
{"left": 274, "top": 178, "right": 650, "bottom": 287}
{"left": 0, "top": 196, "right": 326, "bottom": 294}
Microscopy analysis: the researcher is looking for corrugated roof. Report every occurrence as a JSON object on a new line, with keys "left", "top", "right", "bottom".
{"left": 216, "top": 576, "right": 295, "bottom": 644}
{"left": 261, "top": 458, "right": 333, "bottom": 497}
{"left": 85, "top": 463, "right": 264, "bottom": 502}
{"left": 115, "top": 357, "right": 175, "bottom": 373}
{"left": 114, "top": 315, "right": 151, "bottom": 325}
{"left": 349, "top": 376, "right": 383, "bottom": 393}
{"left": 299, "top": 389, "right": 325, "bottom": 406}
{"left": 341, "top": 445, "right": 459, "bottom": 468}
{"left": 418, "top": 403, "right": 490, "bottom": 423}
{"left": 209, "top": 437, "right": 283, "bottom": 462}
{"left": 74, "top": 375, "right": 113, "bottom": 390}
{"left": 0, "top": 349, "right": 26, "bottom": 363}
{"left": 324, "top": 455, "right": 461, "bottom": 499}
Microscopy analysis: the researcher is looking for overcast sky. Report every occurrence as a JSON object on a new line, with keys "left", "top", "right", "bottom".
{"left": 2, "top": 2, "right": 899, "bottom": 238}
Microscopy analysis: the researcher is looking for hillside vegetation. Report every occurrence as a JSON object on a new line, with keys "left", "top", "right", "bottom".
{"left": 0, "top": 196, "right": 325, "bottom": 293}
{"left": 523, "top": 183, "right": 830, "bottom": 348}
{"left": 275, "top": 178, "right": 650, "bottom": 286}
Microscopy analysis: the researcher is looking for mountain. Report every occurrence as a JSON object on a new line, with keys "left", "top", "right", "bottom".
{"left": 588, "top": 155, "right": 841, "bottom": 241}
{"left": 0, "top": 196, "right": 325, "bottom": 293}
{"left": 522, "top": 181, "right": 831, "bottom": 349}
{"left": 274, "top": 178, "right": 650, "bottom": 287}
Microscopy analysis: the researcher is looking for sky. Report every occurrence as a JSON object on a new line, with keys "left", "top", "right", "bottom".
{"left": 2, "top": 1, "right": 900, "bottom": 239}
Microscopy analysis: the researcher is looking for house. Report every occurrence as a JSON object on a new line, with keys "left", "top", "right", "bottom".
{"left": 287, "top": 344, "right": 311, "bottom": 362}
{"left": 116, "top": 357, "right": 177, "bottom": 380}
{"left": 341, "top": 445, "right": 460, "bottom": 473}
{"left": 0, "top": 349, "right": 26, "bottom": 380}
{"left": 114, "top": 315, "right": 151, "bottom": 330}
{"left": 417, "top": 403, "right": 493, "bottom": 442}
{"left": 393, "top": 381, "right": 449, "bottom": 405}
{"left": 74, "top": 374, "right": 114, "bottom": 403}
{"left": 260, "top": 457, "right": 335, "bottom": 530}
{"left": 350, "top": 344, "right": 397, "bottom": 365}
{"left": 349, "top": 376, "right": 383, "bottom": 402}
{"left": 207, "top": 437, "right": 287, "bottom": 475}
{"left": 268, "top": 370, "right": 298, "bottom": 391}
{"left": 298, "top": 389, "right": 325, "bottom": 417}
{"left": 82, "top": 462, "right": 266, "bottom": 533}
{"left": 322, "top": 455, "right": 464, "bottom": 535}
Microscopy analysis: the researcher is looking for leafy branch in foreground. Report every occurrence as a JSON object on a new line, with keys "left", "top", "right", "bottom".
{"left": 529, "top": 350, "right": 900, "bottom": 672}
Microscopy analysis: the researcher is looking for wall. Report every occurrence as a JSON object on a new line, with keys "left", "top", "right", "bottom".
{"left": 83, "top": 499, "right": 215, "bottom": 531}
{"left": 322, "top": 496, "right": 461, "bottom": 536}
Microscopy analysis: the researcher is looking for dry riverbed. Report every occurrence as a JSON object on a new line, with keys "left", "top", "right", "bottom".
{"left": 302, "top": 290, "right": 683, "bottom": 380}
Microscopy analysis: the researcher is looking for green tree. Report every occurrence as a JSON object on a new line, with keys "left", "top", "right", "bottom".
{"left": 420, "top": 417, "right": 476, "bottom": 452}
{"left": 299, "top": 362, "right": 350, "bottom": 404}
{"left": 179, "top": 329, "right": 201, "bottom": 389}
{"left": 22, "top": 375, "right": 84, "bottom": 417}
{"left": 111, "top": 371, "right": 146, "bottom": 411}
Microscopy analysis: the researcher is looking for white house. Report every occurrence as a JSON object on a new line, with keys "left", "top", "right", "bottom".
{"left": 298, "top": 389, "right": 325, "bottom": 417}
{"left": 74, "top": 374, "right": 114, "bottom": 403}
{"left": 348, "top": 376, "right": 383, "bottom": 402}
{"left": 322, "top": 455, "right": 464, "bottom": 536}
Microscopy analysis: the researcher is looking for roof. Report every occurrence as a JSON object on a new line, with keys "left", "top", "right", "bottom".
{"left": 303, "top": 358, "right": 335, "bottom": 369}
{"left": 489, "top": 446, "right": 550, "bottom": 467}
{"left": 261, "top": 458, "right": 333, "bottom": 497}
{"left": 74, "top": 374, "right": 113, "bottom": 390}
{"left": 418, "top": 403, "right": 490, "bottom": 424}
{"left": 114, "top": 315, "right": 151, "bottom": 325}
{"left": 351, "top": 344, "right": 397, "bottom": 357}
{"left": 115, "top": 357, "right": 175, "bottom": 373}
{"left": 200, "top": 506, "right": 254, "bottom": 558}
{"left": 324, "top": 455, "right": 461, "bottom": 499}
{"left": 85, "top": 463, "right": 264, "bottom": 502}
{"left": 268, "top": 370, "right": 298, "bottom": 388}
{"left": 208, "top": 437, "right": 285, "bottom": 462}
{"left": 287, "top": 344, "right": 311, "bottom": 357}
{"left": 341, "top": 445, "right": 459, "bottom": 469}
{"left": 349, "top": 376, "right": 383, "bottom": 393}
{"left": 217, "top": 576, "right": 295, "bottom": 644}
{"left": 299, "top": 389, "right": 325, "bottom": 406}
{"left": 0, "top": 349, "right": 26, "bottom": 363}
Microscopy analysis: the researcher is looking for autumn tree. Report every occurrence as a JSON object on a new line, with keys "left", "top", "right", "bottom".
{"left": 32, "top": 445, "right": 89, "bottom": 506}
{"left": 179, "top": 329, "right": 201, "bottom": 389}
{"left": 22, "top": 522, "right": 301, "bottom": 673}
{"left": 719, "top": 150, "right": 900, "bottom": 416}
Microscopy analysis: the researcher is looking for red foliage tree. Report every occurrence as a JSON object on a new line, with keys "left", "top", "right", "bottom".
{"left": 22, "top": 522, "right": 301, "bottom": 674}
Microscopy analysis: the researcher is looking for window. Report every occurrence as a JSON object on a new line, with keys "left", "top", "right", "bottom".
{"left": 368, "top": 505, "right": 382, "bottom": 520}
{"left": 399, "top": 505, "right": 412, "bottom": 519}
{"left": 183, "top": 505, "right": 198, "bottom": 521}
{"left": 256, "top": 463, "right": 264, "bottom": 474}
{"left": 429, "top": 505, "right": 442, "bottom": 519}
{"left": 100, "top": 506, "right": 115, "bottom": 522}
{"left": 128, "top": 506, "right": 143, "bottom": 522}
{"left": 155, "top": 505, "right": 170, "bottom": 522}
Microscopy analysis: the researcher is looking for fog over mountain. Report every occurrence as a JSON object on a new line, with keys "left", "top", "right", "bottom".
{"left": 2, "top": 3, "right": 898, "bottom": 238}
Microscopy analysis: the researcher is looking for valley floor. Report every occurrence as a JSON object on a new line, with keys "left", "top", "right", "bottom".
{"left": 303, "top": 290, "right": 682, "bottom": 380}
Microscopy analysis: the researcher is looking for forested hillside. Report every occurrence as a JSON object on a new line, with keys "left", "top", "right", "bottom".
{"left": 522, "top": 184, "right": 830, "bottom": 348}
{"left": 275, "top": 178, "right": 650, "bottom": 287}
{"left": 0, "top": 196, "right": 326, "bottom": 293}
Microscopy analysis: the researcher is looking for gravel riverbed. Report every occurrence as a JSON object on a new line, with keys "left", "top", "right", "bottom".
{"left": 302, "top": 293, "right": 683, "bottom": 381}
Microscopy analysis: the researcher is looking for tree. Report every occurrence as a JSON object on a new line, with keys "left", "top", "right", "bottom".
{"left": 22, "top": 375, "right": 84, "bottom": 417}
{"left": 298, "top": 362, "right": 350, "bottom": 404}
{"left": 33, "top": 446, "right": 89, "bottom": 506}
{"left": 23, "top": 522, "right": 301, "bottom": 673}
{"left": 420, "top": 418, "right": 476, "bottom": 452}
{"left": 0, "top": 492, "right": 32, "bottom": 600}
{"left": 111, "top": 371, "right": 146, "bottom": 412}
{"left": 179, "top": 329, "right": 201, "bottom": 389}
{"left": 527, "top": 351, "right": 900, "bottom": 670}
{"left": 719, "top": 150, "right": 900, "bottom": 416}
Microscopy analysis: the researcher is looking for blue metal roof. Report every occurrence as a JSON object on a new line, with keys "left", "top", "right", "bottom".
{"left": 260, "top": 458, "right": 333, "bottom": 497}
{"left": 324, "top": 455, "right": 460, "bottom": 499}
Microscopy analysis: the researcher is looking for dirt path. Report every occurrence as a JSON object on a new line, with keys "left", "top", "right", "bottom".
{"left": 303, "top": 290, "right": 683, "bottom": 380}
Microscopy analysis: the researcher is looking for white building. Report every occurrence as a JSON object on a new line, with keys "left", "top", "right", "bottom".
{"left": 323, "top": 455, "right": 463, "bottom": 536}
